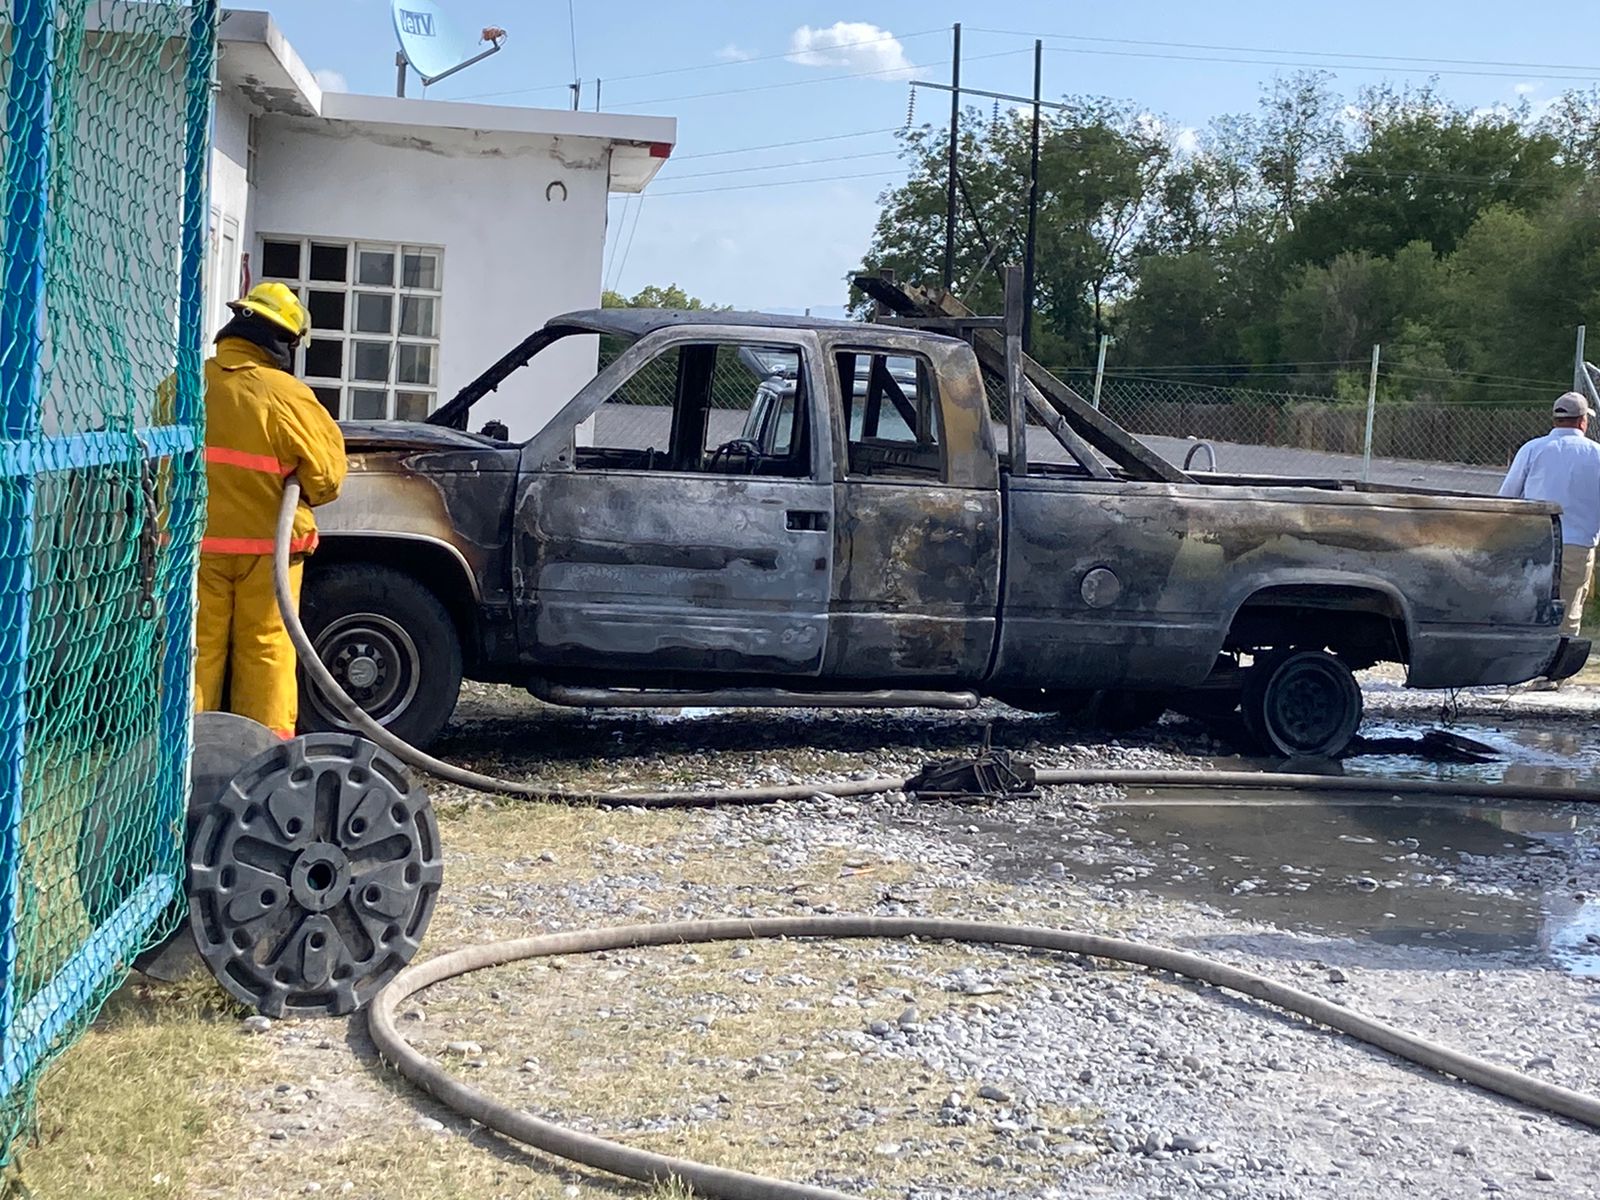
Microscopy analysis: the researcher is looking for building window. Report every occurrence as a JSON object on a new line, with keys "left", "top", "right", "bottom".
{"left": 257, "top": 235, "right": 443, "bottom": 421}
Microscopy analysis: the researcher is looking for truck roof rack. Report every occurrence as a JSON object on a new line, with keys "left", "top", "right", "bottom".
{"left": 853, "top": 271, "right": 1190, "bottom": 485}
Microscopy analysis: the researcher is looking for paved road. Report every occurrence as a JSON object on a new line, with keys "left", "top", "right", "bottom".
{"left": 594, "top": 407, "right": 1509, "bottom": 495}
{"left": 1135, "top": 432, "right": 1506, "bottom": 494}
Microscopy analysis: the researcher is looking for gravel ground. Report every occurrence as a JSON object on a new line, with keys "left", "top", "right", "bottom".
{"left": 189, "top": 683, "right": 1600, "bottom": 1200}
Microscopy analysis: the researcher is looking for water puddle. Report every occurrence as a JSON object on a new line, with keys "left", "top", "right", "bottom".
{"left": 970, "top": 720, "right": 1600, "bottom": 976}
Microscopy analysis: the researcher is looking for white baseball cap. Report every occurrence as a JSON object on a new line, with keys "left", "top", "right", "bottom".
{"left": 1553, "top": 391, "right": 1591, "bottom": 419}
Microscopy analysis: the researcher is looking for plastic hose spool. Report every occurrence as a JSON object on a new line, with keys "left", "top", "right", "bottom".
{"left": 186, "top": 732, "right": 442, "bottom": 1017}
{"left": 134, "top": 711, "right": 283, "bottom": 982}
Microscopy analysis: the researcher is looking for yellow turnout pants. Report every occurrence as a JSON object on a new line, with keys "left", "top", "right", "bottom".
{"left": 195, "top": 552, "right": 304, "bottom": 738}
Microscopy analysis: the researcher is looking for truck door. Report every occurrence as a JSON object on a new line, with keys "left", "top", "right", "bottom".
{"left": 823, "top": 343, "right": 1002, "bottom": 681}
{"left": 513, "top": 330, "right": 836, "bottom": 677}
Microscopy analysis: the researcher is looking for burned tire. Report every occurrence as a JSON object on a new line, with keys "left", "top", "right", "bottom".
{"left": 1241, "top": 649, "right": 1362, "bottom": 758}
{"left": 299, "top": 565, "right": 462, "bottom": 750}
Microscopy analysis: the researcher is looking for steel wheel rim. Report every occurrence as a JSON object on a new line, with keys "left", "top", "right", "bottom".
{"left": 311, "top": 612, "right": 421, "bottom": 730}
{"left": 1264, "top": 658, "right": 1351, "bottom": 755}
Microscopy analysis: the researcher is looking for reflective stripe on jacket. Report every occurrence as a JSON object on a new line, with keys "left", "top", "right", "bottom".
{"left": 202, "top": 337, "right": 347, "bottom": 555}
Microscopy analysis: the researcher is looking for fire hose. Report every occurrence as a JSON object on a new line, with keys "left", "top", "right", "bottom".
{"left": 273, "top": 480, "right": 1600, "bottom": 1198}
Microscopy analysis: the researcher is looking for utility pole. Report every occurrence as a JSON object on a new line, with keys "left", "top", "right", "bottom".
{"left": 1091, "top": 334, "right": 1111, "bottom": 410}
{"left": 942, "top": 23, "right": 961, "bottom": 293}
{"left": 1023, "top": 39, "right": 1042, "bottom": 351}
{"left": 1361, "top": 344, "right": 1381, "bottom": 481}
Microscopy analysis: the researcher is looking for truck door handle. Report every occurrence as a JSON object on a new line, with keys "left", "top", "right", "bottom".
{"left": 786, "top": 509, "right": 829, "bottom": 532}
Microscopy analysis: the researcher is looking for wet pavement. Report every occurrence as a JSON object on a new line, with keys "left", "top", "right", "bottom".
{"left": 968, "top": 719, "right": 1600, "bottom": 978}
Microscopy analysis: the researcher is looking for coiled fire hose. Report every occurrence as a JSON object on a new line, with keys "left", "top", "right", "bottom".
{"left": 274, "top": 481, "right": 1600, "bottom": 1198}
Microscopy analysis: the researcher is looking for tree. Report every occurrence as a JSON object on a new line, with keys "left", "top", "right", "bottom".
{"left": 601, "top": 284, "right": 725, "bottom": 310}
{"left": 1253, "top": 71, "right": 1346, "bottom": 231}
{"left": 1117, "top": 251, "right": 1238, "bottom": 367}
{"left": 1538, "top": 86, "right": 1600, "bottom": 174}
{"left": 1277, "top": 251, "right": 1395, "bottom": 367}
{"left": 1292, "top": 85, "right": 1578, "bottom": 264}
{"left": 853, "top": 99, "right": 1174, "bottom": 365}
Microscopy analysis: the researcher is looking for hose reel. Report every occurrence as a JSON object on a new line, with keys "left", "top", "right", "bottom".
{"left": 131, "top": 711, "right": 441, "bottom": 1017}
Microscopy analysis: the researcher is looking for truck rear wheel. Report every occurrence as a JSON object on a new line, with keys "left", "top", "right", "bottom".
{"left": 1241, "top": 649, "right": 1361, "bottom": 758}
{"left": 298, "top": 564, "right": 463, "bottom": 750}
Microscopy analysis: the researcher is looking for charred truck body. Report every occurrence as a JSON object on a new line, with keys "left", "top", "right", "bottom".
{"left": 303, "top": 275, "right": 1587, "bottom": 758}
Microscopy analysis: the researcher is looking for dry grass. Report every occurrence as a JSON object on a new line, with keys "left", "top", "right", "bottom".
{"left": 8, "top": 976, "right": 260, "bottom": 1200}
{"left": 6, "top": 795, "right": 1115, "bottom": 1199}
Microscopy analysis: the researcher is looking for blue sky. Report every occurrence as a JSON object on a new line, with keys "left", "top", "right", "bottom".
{"left": 246, "top": 1, "right": 1598, "bottom": 313}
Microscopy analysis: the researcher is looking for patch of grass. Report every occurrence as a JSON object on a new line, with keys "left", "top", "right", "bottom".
{"left": 8, "top": 976, "right": 261, "bottom": 1200}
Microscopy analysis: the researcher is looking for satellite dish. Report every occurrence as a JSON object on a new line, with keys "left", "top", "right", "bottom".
{"left": 391, "top": 0, "right": 506, "bottom": 96}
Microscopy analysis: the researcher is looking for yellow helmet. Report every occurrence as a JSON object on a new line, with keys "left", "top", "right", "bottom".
{"left": 229, "top": 282, "right": 310, "bottom": 339}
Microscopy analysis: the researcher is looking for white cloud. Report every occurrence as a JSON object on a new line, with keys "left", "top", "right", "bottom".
{"left": 1514, "top": 81, "right": 1540, "bottom": 96}
{"left": 716, "top": 43, "right": 754, "bottom": 62}
{"left": 788, "top": 22, "right": 914, "bottom": 80}
{"left": 313, "top": 67, "right": 348, "bottom": 93}
{"left": 1175, "top": 126, "right": 1201, "bottom": 155}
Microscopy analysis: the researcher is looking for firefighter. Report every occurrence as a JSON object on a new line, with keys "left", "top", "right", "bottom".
{"left": 195, "top": 282, "right": 346, "bottom": 737}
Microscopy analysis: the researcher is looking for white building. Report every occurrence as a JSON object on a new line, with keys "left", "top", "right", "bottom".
{"left": 211, "top": 10, "right": 675, "bottom": 437}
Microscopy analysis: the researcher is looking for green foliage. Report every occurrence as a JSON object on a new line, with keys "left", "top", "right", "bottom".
{"left": 863, "top": 69, "right": 1600, "bottom": 399}
{"left": 1292, "top": 84, "right": 1578, "bottom": 263}
{"left": 852, "top": 98, "right": 1175, "bottom": 365}
{"left": 602, "top": 283, "right": 727, "bottom": 310}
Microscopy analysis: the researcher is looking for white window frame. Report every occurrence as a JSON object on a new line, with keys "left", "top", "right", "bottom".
{"left": 256, "top": 234, "right": 444, "bottom": 421}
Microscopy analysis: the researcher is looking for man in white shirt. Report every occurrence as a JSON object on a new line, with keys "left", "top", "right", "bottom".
{"left": 1500, "top": 391, "right": 1600, "bottom": 639}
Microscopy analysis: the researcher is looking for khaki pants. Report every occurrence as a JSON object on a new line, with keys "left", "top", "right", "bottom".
{"left": 1560, "top": 544, "right": 1596, "bottom": 638}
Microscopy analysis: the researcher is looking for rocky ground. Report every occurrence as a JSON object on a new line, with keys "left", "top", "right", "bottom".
{"left": 161, "top": 680, "right": 1600, "bottom": 1200}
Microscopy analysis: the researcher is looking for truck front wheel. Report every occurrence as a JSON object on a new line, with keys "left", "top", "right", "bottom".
{"left": 298, "top": 564, "right": 463, "bottom": 750}
{"left": 1241, "top": 649, "right": 1361, "bottom": 759}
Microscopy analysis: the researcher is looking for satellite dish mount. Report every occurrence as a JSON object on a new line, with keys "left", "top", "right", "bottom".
{"left": 392, "top": 1, "right": 507, "bottom": 97}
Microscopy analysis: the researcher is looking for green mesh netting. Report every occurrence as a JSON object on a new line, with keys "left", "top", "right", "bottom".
{"left": 0, "top": 0, "right": 215, "bottom": 1159}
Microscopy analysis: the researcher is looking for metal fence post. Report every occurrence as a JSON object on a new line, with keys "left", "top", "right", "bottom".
{"left": 1576, "top": 325, "right": 1587, "bottom": 393}
{"left": 1361, "top": 344, "right": 1381, "bottom": 482}
{"left": 1003, "top": 266, "right": 1027, "bottom": 477}
{"left": 154, "top": 0, "right": 218, "bottom": 896}
{"left": 0, "top": 0, "right": 53, "bottom": 1050}
{"left": 1091, "top": 334, "right": 1110, "bottom": 411}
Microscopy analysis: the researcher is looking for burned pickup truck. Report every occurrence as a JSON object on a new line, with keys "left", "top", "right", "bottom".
{"left": 302, "top": 275, "right": 1587, "bottom": 757}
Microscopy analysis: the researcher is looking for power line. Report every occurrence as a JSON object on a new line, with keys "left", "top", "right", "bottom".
{"left": 623, "top": 49, "right": 1030, "bottom": 109}
{"left": 970, "top": 29, "right": 1600, "bottom": 76}
{"left": 1380, "top": 369, "right": 1562, "bottom": 394}
{"left": 662, "top": 148, "right": 903, "bottom": 183}
{"left": 1037, "top": 44, "right": 1600, "bottom": 84}
{"left": 1336, "top": 164, "right": 1571, "bottom": 189}
{"left": 611, "top": 195, "right": 647, "bottom": 290}
{"left": 1102, "top": 361, "right": 1346, "bottom": 372}
{"left": 602, "top": 194, "right": 633, "bottom": 291}
{"left": 455, "top": 27, "right": 947, "bottom": 103}
{"left": 650, "top": 168, "right": 908, "bottom": 199}
{"left": 674, "top": 126, "right": 900, "bottom": 162}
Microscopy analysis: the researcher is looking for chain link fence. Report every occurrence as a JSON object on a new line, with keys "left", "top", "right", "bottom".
{"left": 1045, "top": 370, "right": 1599, "bottom": 493}
{"left": 590, "top": 337, "right": 782, "bottom": 454}
{"left": 0, "top": 0, "right": 215, "bottom": 1159}
{"left": 586, "top": 325, "right": 1600, "bottom": 496}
